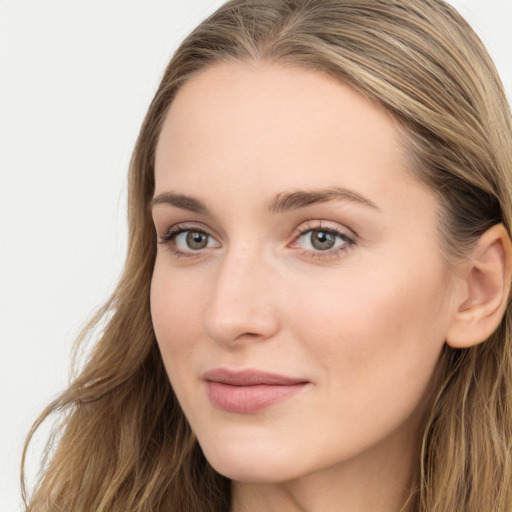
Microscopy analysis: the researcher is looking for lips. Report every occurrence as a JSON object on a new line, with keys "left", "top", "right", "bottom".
{"left": 203, "top": 368, "right": 309, "bottom": 413}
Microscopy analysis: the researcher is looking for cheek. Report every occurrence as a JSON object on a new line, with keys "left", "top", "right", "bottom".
{"left": 150, "top": 263, "right": 204, "bottom": 368}
{"left": 150, "top": 263, "right": 211, "bottom": 424}
{"left": 287, "top": 261, "right": 451, "bottom": 407}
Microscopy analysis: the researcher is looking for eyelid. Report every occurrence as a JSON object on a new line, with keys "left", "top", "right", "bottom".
{"left": 158, "top": 222, "right": 217, "bottom": 241}
{"left": 157, "top": 222, "right": 221, "bottom": 258}
{"left": 288, "top": 220, "right": 357, "bottom": 259}
{"left": 291, "top": 220, "right": 356, "bottom": 240}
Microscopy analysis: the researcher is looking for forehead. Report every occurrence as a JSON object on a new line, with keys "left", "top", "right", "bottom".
{"left": 154, "top": 61, "right": 423, "bottom": 208}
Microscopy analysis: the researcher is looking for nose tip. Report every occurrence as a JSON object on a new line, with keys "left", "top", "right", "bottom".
{"left": 202, "top": 256, "right": 281, "bottom": 347}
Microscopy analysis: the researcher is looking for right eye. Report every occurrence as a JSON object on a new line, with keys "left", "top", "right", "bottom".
{"left": 159, "top": 225, "right": 221, "bottom": 256}
{"left": 175, "top": 230, "right": 217, "bottom": 251}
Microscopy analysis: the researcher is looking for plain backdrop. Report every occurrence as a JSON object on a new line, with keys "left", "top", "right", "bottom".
{"left": 1, "top": 1, "right": 511, "bottom": 510}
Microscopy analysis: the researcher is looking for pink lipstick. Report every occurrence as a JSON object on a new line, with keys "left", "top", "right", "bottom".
{"left": 203, "top": 368, "right": 309, "bottom": 413}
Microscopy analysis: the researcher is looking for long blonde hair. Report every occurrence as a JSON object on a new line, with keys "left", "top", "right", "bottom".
{"left": 23, "top": 1, "right": 512, "bottom": 510}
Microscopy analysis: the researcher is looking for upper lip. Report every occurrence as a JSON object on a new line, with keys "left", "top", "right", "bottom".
{"left": 203, "top": 368, "right": 309, "bottom": 386}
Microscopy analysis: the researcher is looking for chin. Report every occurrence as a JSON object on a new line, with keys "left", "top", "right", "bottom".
{"left": 199, "top": 440, "right": 303, "bottom": 483}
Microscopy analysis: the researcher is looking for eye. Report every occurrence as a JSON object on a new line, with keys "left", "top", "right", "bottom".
{"left": 299, "top": 230, "right": 344, "bottom": 251}
{"left": 175, "top": 230, "right": 215, "bottom": 251}
{"left": 158, "top": 224, "right": 221, "bottom": 256}
{"left": 291, "top": 224, "right": 355, "bottom": 258}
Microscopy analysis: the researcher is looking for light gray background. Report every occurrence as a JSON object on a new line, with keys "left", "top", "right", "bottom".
{"left": 1, "top": 1, "right": 511, "bottom": 510}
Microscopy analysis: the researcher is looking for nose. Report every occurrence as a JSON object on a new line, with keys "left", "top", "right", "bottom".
{"left": 202, "top": 248, "right": 281, "bottom": 347}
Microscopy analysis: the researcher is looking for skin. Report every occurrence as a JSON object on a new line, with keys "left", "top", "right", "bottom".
{"left": 150, "top": 61, "right": 462, "bottom": 512}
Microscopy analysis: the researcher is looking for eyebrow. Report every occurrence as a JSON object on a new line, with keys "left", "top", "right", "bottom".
{"left": 150, "top": 192, "right": 208, "bottom": 214}
{"left": 266, "top": 187, "right": 379, "bottom": 214}
{"left": 150, "top": 187, "right": 379, "bottom": 215}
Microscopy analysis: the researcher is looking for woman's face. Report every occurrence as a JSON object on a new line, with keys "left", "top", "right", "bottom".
{"left": 151, "top": 62, "right": 458, "bottom": 484}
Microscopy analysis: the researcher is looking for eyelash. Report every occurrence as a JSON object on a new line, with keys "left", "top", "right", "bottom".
{"left": 158, "top": 223, "right": 215, "bottom": 259}
{"left": 292, "top": 222, "right": 356, "bottom": 260}
{"left": 158, "top": 222, "right": 356, "bottom": 260}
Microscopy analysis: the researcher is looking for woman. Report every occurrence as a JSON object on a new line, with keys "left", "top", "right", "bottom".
{"left": 23, "top": 1, "right": 512, "bottom": 511}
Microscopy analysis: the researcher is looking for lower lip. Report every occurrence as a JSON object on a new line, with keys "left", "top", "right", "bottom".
{"left": 206, "top": 381, "right": 308, "bottom": 413}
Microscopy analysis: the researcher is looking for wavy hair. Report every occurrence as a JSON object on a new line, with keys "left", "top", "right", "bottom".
{"left": 23, "top": 1, "right": 512, "bottom": 510}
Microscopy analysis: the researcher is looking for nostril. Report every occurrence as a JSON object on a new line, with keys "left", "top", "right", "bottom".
{"left": 202, "top": 296, "right": 280, "bottom": 346}
{"left": 201, "top": 252, "right": 281, "bottom": 345}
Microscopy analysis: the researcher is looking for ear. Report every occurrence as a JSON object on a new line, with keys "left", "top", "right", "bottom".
{"left": 446, "top": 223, "right": 512, "bottom": 349}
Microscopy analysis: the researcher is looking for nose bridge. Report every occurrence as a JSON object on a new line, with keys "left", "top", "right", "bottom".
{"left": 203, "top": 241, "right": 280, "bottom": 345}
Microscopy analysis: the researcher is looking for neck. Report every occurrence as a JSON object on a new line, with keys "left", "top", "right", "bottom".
{"left": 231, "top": 425, "right": 419, "bottom": 512}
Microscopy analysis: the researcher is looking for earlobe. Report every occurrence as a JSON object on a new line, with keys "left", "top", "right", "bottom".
{"left": 446, "top": 223, "right": 512, "bottom": 349}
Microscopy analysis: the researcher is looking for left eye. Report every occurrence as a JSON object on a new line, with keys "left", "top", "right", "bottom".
{"left": 297, "top": 229, "right": 351, "bottom": 251}
{"left": 174, "top": 230, "right": 219, "bottom": 251}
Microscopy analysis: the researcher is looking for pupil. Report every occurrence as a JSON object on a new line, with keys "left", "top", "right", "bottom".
{"left": 187, "top": 231, "right": 207, "bottom": 249}
{"left": 312, "top": 231, "right": 335, "bottom": 250}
